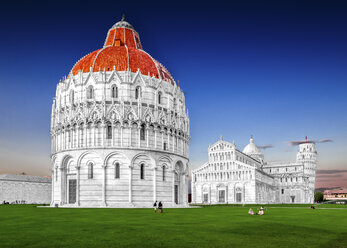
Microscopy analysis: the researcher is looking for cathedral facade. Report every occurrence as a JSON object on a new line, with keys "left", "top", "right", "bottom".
{"left": 191, "top": 137, "right": 317, "bottom": 204}
{"left": 50, "top": 17, "right": 190, "bottom": 207}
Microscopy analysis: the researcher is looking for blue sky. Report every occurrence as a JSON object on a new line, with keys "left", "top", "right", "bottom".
{"left": 0, "top": 0, "right": 346, "bottom": 187}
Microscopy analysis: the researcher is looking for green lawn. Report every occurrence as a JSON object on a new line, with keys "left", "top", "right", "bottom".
{"left": 0, "top": 205, "right": 346, "bottom": 248}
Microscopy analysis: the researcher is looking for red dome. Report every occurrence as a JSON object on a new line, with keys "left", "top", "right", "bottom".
{"left": 70, "top": 19, "right": 174, "bottom": 85}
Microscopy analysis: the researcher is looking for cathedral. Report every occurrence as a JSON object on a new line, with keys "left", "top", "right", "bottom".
{"left": 191, "top": 137, "right": 317, "bottom": 204}
{"left": 50, "top": 17, "right": 190, "bottom": 207}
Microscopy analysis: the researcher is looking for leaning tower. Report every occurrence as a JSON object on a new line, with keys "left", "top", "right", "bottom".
{"left": 296, "top": 141, "right": 317, "bottom": 203}
{"left": 50, "top": 16, "right": 190, "bottom": 208}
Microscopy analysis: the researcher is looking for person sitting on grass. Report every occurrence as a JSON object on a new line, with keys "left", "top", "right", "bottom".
{"left": 158, "top": 201, "right": 163, "bottom": 213}
{"left": 153, "top": 201, "right": 158, "bottom": 213}
{"left": 248, "top": 208, "right": 254, "bottom": 215}
{"left": 258, "top": 209, "right": 264, "bottom": 215}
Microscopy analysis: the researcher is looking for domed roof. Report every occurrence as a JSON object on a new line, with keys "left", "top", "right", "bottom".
{"left": 243, "top": 137, "right": 262, "bottom": 155}
{"left": 70, "top": 16, "right": 174, "bottom": 85}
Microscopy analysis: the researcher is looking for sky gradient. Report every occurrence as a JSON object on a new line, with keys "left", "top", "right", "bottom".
{"left": 0, "top": 0, "right": 346, "bottom": 188}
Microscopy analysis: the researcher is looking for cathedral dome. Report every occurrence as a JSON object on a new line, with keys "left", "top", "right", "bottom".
{"left": 243, "top": 138, "right": 262, "bottom": 155}
{"left": 70, "top": 16, "right": 174, "bottom": 85}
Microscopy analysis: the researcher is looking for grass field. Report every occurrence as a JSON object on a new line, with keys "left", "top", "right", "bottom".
{"left": 0, "top": 204, "right": 346, "bottom": 248}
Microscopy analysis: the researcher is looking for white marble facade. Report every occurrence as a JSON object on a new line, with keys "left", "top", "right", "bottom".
{"left": 191, "top": 137, "right": 317, "bottom": 204}
{"left": 50, "top": 19, "right": 190, "bottom": 208}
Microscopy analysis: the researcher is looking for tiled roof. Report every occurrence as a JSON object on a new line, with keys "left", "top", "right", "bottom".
{"left": 70, "top": 21, "right": 174, "bottom": 85}
{"left": 0, "top": 174, "right": 51, "bottom": 183}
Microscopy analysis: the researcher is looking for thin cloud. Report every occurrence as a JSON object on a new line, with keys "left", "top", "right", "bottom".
{"left": 258, "top": 144, "right": 274, "bottom": 150}
{"left": 316, "top": 169, "right": 347, "bottom": 175}
{"left": 318, "top": 139, "right": 333, "bottom": 143}
{"left": 289, "top": 138, "right": 333, "bottom": 146}
{"left": 316, "top": 174, "right": 343, "bottom": 178}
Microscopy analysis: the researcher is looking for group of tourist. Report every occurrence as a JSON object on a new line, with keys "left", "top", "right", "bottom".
{"left": 2, "top": 200, "right": 26, "bottom": 204}
{"left": 153, "top": 201, "right": 163, "bottom": 213}
{"left": 248, "top": 207, "right": 265, "bottom": 215}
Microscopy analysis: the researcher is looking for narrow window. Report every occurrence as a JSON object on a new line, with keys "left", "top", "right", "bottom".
{"left": 88, "top": 163, "right": 93, "bottom": 179}
{"left": 140, "top": 164, "right": 145, "bottom": 179}
{"left": 70, "top": 90, "right": 74, "bottom": 104}
{"left": 107, "top": 125, "right": 112, "bottom": 139}
{"left": 173, "top": 98, "right": 177, "bottom": 109}
{"left": 140, "top": 124, "right": 146, "bottom": 141}
{"left": 163, "top": 142, "right": 167, "bottom": 151}
{"left": 87, "top": 86, "right": 94, "bottom": 99}
{"left": 281, "top": 189, "right": 284, "bottom": 194}
{"left": 111, "top": 85, "right": 118, "bottom": 98}
{"left": 115, "top": 163, "right": 120, "bottom": 179}
{"left": 162, "top": 166, "right": 165, "bottom": 181}
{"left": 55, "top": 168, "right": 58, "bottom": 181}
{"left": 158, "top": 91, "right": 162, "bottom": 104}
{"left": 135, "top": 86, "right": 141, "bottom": 100}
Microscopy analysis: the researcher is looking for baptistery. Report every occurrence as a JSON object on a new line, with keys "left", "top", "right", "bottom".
{"left": 50, "top": 16, "right": 190, "bottom": 207}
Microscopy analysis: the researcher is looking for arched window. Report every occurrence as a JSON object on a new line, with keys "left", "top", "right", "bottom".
{"left": 70, "top": 90, "right": 74, "bottom": 104}
{"left": 140, "top": 124, "right": 146, "bottom": 141}
{"left": 162, "top": 166, "right": 165, "bottom": 181}
{"left": 107, "top": 125, "right": 112, "bottom": 139}
{"left": 158, "top": 91, "right": 162, "bottom": 104}
{"left": 87, "top": 86, "right": 94, "bottom": 99}
{"left": 173, "top": 98, "right": 177, "bottom": 109}
{"left": 135, "top": 86, "right": 141, "bottom": 100}
{"left": 115, "top": 163, "right": 120, "bottom": 179}
{"left": 140, "top": 163, "right": 145, "bottom": 179}
{"left": 88, "top": 163, "right": 94, "bottom": 179}
{"left": 111, "top": 85, "right": 118, "bottom": 98}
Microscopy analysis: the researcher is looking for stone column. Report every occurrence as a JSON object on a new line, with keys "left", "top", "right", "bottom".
{"left": 76, "top": 165, "right": 80, "bottom": 206}
{"left": 153, "top": 167, "right": 157, "bottom": 202}
{"left": 51, "top": 169, "right": 55, "bottom": 205}
{"left": 128, "top": 166, "right": 132, "bottom": 203}
{"left": 185, "top": 174, "right": 189, "bottom": 204}
{"left": 102, "top": 165, "right": 107, "bottom": 206}
{"left": 60, "top": 167, "right": 65, "bottom": 205}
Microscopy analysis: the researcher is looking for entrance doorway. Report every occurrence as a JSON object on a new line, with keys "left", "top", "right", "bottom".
{"left": 174, "top": 185, "right": 179, "bottom": 204}
{"left": 203, "top": 193, "right": 209, "bottom": 203}
{"left": 236, "top": 192, "right": 242, "bottom": 203}
{"left": 68, "top": 179, "right": 77, "bottom": 204}
{"left": 218, "top": 190, "right": 225, "bottom": 203}
{"left": 290, "top": 196, "right": 295, "bottom": 203}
